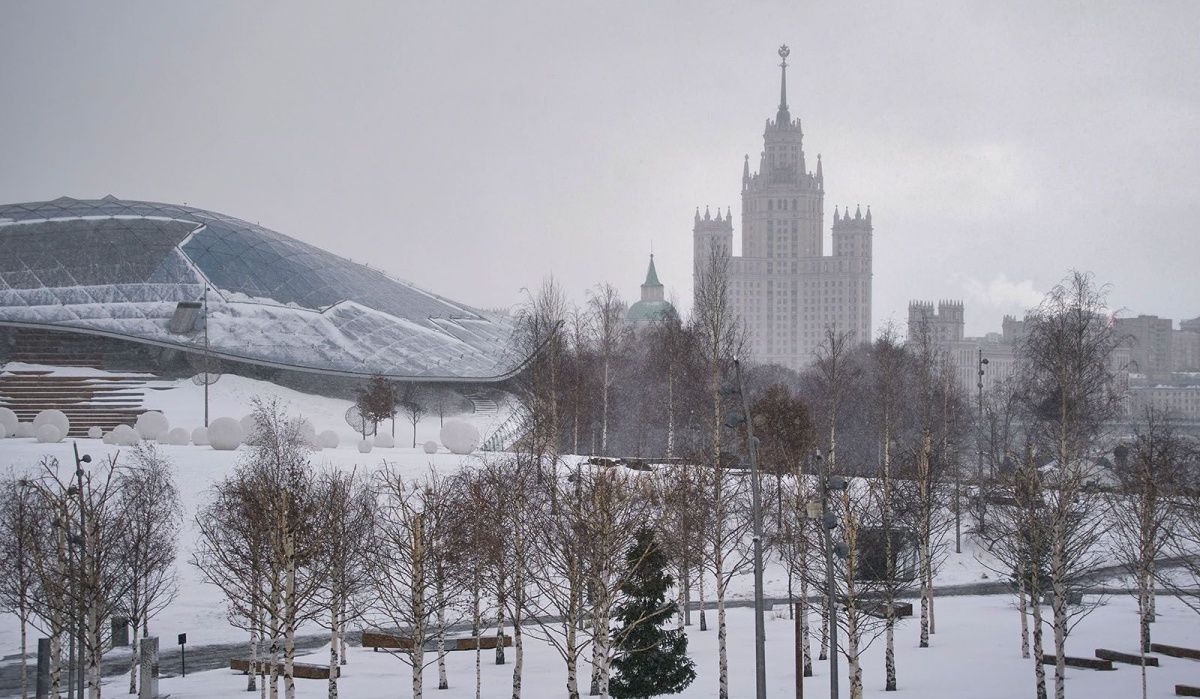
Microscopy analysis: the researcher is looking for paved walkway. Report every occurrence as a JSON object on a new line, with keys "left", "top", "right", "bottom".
{"left": 0, "top": 556, "right": 1192, "bottom": 697}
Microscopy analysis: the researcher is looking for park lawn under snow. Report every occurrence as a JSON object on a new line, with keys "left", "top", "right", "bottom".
{"left": 95, "top": 595, "right": 1200, "bottom": 699}
{"left": 0, "top": 368, "right": 1005, "bottom": 659}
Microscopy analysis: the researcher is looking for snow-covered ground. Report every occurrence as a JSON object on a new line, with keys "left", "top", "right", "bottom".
{"left": 76, "top": 594, "right": 1200, "bottom": 699}
{"left": 0, "top": 367, "right": 512, "bottom": 655}
{"left": 3, "top": 366, "right": 1196, "bottom": 698}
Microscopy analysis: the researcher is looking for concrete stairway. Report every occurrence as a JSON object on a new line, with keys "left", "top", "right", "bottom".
{"left": 0, "top": 369, "right": 151, "bottom": 436}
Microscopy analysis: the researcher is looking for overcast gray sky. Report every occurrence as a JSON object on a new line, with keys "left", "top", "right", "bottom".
{"left": 1, "top": 1, "right": 1197, "bottom": 336}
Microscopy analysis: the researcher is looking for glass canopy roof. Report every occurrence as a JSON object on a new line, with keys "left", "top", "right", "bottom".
{"left": 0, "top": 196, "right": 523, "bottom": 381}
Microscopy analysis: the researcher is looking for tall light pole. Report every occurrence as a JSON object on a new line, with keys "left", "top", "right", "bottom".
{"left": 976, "top": 349, "right": 989, "bottom": 534}
{"left": 726, "top": 359, "right": 767, "bottom": 699}
{"left": 202, "top": 286, "right": 210, "bottom": 428}
{"left": 72, "top": 443, "right": 90, "bottom": 699}
{"left": 812, "top": 449, "right": 847, "bottom": 699}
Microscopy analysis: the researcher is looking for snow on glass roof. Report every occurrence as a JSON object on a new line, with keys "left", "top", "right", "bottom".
{"left": 0, "top": 196, "right": 524, "bottom": 381}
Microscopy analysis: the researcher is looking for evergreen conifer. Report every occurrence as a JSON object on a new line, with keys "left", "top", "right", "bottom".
{"left": 610, "top": 527, "right": 696, "bottom": 699}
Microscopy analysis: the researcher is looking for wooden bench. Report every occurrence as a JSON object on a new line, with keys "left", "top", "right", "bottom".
{"left": 861, "top": 601, "right": 913, "bottom": 619}
{"left": 1176, "top": 685, "right": 1200, "bottom": 697}
{"left": 1040, "top": 654, "right": 1114, "bottom": 671}
{"left": 362, "top": 631, "right": 511, "bottom": 653}
{"left": 1095, "top": 649, "right": 1159, "bottom": 667}
{"left": 229, "top": 659, "right": 335, "bottom": 680}
{"left": 1152, "top": 644, "right": 1200, "bottom": 661}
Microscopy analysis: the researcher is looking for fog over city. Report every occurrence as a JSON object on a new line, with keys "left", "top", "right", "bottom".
{"left": 1, "top": 1, "right": 1196, "bottom": 335}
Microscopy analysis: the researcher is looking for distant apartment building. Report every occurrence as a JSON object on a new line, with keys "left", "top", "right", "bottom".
{"left": 906, "top": 300, "right": 1016, "bottom": 396}
{"left": 1173, "top": 325, "right": 1200, "bottom": 372}
{"left": 1114, "top": 314, "right": 1174, "bottom": 375}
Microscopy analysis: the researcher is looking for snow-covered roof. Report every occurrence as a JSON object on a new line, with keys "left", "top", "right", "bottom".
{"left": 0, "top": 196, "right": 525, "bottom": 381}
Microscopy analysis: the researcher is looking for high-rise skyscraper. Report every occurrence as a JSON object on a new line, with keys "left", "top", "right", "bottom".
{"left": 693, "top": 46, "right": 873, "bottom": 369}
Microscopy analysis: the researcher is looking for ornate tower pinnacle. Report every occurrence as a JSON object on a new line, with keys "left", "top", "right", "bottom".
{"left": 777, "top": 44, "right": 791, "bottom": 124}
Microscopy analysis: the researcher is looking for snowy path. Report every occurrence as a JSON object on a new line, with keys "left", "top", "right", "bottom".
{"left": 4, "top": 594, "right": 1198, "bottom": 699}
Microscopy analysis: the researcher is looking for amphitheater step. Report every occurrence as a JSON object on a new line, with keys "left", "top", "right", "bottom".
{"left": 0, "top": 367, "right": 156, "bottom": 436}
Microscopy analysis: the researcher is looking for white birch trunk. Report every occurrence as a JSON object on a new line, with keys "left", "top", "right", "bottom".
{"left": 666, "top": 367, "right": 674, "bottom": 459}
{"left": 412, "top": 643, "right": 424, "bottom": 699}
{"left": 717, "top": 548, "right": 729, "bottom": 699}
{"left": 800, "top": 574, "right": 812, "bottom": 675}
{"left": 248, "top": 626, "right": 259, "bottom": 692}
{"left": 1031, "top": 586, "right": 1047, "bottom": 699}
{"left": 87, "top": 603, "right": 100, "bottom": 699}
{"left": 1051, "top": 532, "right": 1067, "bottom": 699}
{"left": 1018, "top": 561, "right": 1030, "bottom": 659}
{"left": 327, "top": 603, "right": 338, "bottom": 699}
{"left": 437, "top": 598, "right": 448, "bottom": 690}
{"left": 285, "top": 528, "right": 297, "bottom": 699}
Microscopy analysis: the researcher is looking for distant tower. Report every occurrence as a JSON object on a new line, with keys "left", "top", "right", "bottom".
{"left": 692, "top": 45, "right": 874, "bottom": 369}
{"left": 692, "top": 206, "right": 733, "bottom": 295}
{"left": 626, "top": 253, "right": 676, "bottom": 328}
{"left": 907, "top": 299, "right": 964, "bottom": 345}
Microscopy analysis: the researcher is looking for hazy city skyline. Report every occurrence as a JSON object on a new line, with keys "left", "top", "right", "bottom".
{"left": 1, "top": 1, "right": 1196, "bottom": 338}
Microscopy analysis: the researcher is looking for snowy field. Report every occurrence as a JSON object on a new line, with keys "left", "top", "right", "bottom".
{"left": 56, "top": 595, "right": 1200, "bottom": 699}
{"left": 3, "top": 368, "right": 1197, "bottom": 698}
{"left": 0, "top": 368, "right": 1004, "bottom": 658}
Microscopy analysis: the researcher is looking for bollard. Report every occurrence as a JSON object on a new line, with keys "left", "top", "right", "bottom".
{"left": 112, "top": 617, "right": 130, "bottom": 647}
{"left": 138, "top": 636, "right": 159, "bottom": 699}
{"left": 36, "top": 637, "right": 50, "bottom": 699}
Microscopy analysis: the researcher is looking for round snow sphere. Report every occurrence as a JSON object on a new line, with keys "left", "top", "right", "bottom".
{"left": 135, "top": 411, "right": 170, "bottom": 441}
{"left": 240, "top": 414, "right": 261, "bottom": 443}
{"left": 191, "top": 426, "right": 210, "bottom": 446}
{"left": 0, "top": 423, "right": 7, "bottom": 439}
{"left": 318, "top": 430, "right": 339, "bottom": 449}
{"left": 102, "top": 431, "right": 115, "bottom": 444}
{"left": 422, "top": 440, "right": 438, "bottom": 455}
{"left": 36, "top": 424, "right": 62, "bottom": 443}
{"left": 439, "top": 420, "right": 481, "bottom": 455}
{"left": 17, "top": 423, "right": 35, "bottom": 438}
{"left": 297, "top": 418, "right": 318, "bottom": 446}
{"left": 374, "top": 432, "right": 395, "bottom": 448}
{"left": 87, "top": 426, "right": 103, "bottom": 439}
{"left": 0, "top": 407, "right": 18, "bottom": 436}
{"left": 33, "top": 410, "right": 70, "bottom": 439}
{"left": 357, "top": 439, "right": 373, "bottom": 454}
{"left": 168, "top": 427, "right": 190, "bottom": 446}
{"left": 209, "top": 417, "right": 243, "bottom": 451}
{"left": 111, "top": 424, "right": 140, "bottom": 446}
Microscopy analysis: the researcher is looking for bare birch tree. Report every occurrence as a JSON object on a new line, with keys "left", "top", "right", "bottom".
{"left": 115, "top": 445, "right": 181, "bottom": 695}
{"left": 1016, "top": 272, "right": 1123, "bottom": 699}
{"left": 0, "top": 470, "right": 42, "bottom": 699}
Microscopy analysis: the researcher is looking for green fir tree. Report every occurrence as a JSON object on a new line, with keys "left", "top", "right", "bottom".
{"left": 610, "top": 527, "right": 696, "bottom": 699}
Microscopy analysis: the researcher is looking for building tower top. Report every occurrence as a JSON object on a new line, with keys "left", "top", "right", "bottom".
{"left": 777, "top": 44, "right": 791, "bottom": 125}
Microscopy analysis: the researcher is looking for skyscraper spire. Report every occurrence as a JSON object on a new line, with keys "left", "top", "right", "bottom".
{"left": 777, "top": 44, "right": 791, "bottom": 124}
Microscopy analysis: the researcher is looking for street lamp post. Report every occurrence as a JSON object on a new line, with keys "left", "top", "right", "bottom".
{"left": 812, "top": 450, "right": 847, "bottom": 699}
{"left": 976, "top": 350, "right": 989, "bottom": 535}
{"left": 726, "top": 359, "right": 767, "bottom": 699}
{"left": 203, "top": 286, "right": 210, "bottom": 428}
{"left": 72, "top": 443, "right": 90, "bottom": 699}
